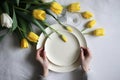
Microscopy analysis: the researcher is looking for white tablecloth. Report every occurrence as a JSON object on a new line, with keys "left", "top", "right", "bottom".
{"left": 0, "top": 0, "right": 120, "bottom": 80}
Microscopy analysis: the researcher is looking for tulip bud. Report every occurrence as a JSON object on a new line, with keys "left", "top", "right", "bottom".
{"left": 21, "top": 38, "right": 29, "bottom": 48}
{"left": 82, "top": 11, "right": 93, "bottom": 19}
{"left": 65, "top": 26, "right": 73, "bottom": 32}
{"left": 33, "top": 9, "right": 46, "bottom": 21}
{"left": 67, "top": 2, "right": 80, "bottom": 12}
{"left": 60, "top": 34, "right": 68, "bottom": 42}
{"left": 93, "top": 28, "right": 105, "bottom": 36}
{"left": 50, "top": 2, "right": 63, "bottom": 15}
{"left": 0, "top": 13, "right": 13, "bottom": 28}
{"left": 27, "top": 32, "right": 39, "bottom": 43}
{"left": 86, "top": 20, "right": 96, "bottom": 28}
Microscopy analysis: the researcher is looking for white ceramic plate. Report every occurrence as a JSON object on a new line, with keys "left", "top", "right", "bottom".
{"left": 45, "top": 31, "right": 80, "bottom": 66}
{"left": 36, "top": 24, "right": 87, "bottom": 72}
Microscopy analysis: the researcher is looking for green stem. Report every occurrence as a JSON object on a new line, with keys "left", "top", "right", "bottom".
{"left": 29, "top": 24, "right": 33, "bottom": 31}
{"left": 82, "top": 31, "right": 92, "bottom": 35}
{"left": 49, "top": 26, "right": 61, "bottom": 35}
{"left": 42, "top": 21, "right": 61, "bottom": 35}
{"left": 15, "top": 7, "right": 30, "bottom": 13}
{"left": 62, "top": 5, "right": 67, "bottom": 9}
{"left": 17, "top": 27, "right": 26, "bottom": 34}
{"left": 82, "top": 33, "right": 89, "bottom": 35}
{"left": 17, "top": 26, "right": 25, "bottom": 38}
{"left": 81, "top": 27, "right": 88, "bottom": 33}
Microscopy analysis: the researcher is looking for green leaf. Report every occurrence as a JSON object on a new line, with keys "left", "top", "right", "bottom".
{"left": 25, "top": 3, "right": 31, "bottom": 9}
{"left": 29, "top": 4, "right": 50, "bottom": 10}
{"left": 16, "top": 0, "right": 20, "bottom": 6}
{"left": 12, "top": 7, "right": 18, "bottom": 31}
{"left": 13, "top": 29, "right": 22, "bottom": 41}
{"left": 18, "top": 17, "right": 28, "bottom": 37}
{"left": 28, "top": 23, "right": 33, "bottom": 32}
{"left": 2, "top": 1, "right": 9, "bottom": 14}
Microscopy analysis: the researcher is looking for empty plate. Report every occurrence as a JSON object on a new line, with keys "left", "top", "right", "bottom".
{"left": 45, "top": 31, "right": 80, "bottom": 66}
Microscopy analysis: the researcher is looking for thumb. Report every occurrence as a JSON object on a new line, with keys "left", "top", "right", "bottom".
{"left": 80, "top": 48, "right": 85, "bottom": 60}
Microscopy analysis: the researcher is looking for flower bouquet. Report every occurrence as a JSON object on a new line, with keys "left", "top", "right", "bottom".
{"left": 0, "top": 0, "right": 72, "bottom": 48}
{"left": 0, "top": 0, "right": 105, "bottom": 48}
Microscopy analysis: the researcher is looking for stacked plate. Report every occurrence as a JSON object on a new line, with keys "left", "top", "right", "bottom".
{"left": 36, "top": 24, "right": 87, "bottom": 72}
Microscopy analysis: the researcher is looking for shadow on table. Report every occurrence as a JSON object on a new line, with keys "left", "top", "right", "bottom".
{"left": 71, "top": 68, "right": 87, "bottom": 80}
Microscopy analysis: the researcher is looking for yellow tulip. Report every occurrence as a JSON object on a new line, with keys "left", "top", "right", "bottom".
{"left": 50, "top": 2, "right": 63, "bottom": 15}
{"left": 21, "top": 38, "right": 29, "bottom": 48}
{"left": 93, "top": 28, "right": 105, "bottom": 36}
{"left": 86, "top": 20, "right": 96, "bottom": 28}
{"left": 60, "top": 35, "right": 67, "bottom": 42}
{"left": 33, "top": 9, "right": 46, "bottom": 21}
{"left": 82, "top": 11, "right": 93, "bottom": 19}
{"left": 67, "top": 2, "right": 80, "bottom": 12}
{"left": 27, "top": 32, "right": 39, "bottom": 43}
{"left": 65, "top": 26, "right": 73, "bottom": 32}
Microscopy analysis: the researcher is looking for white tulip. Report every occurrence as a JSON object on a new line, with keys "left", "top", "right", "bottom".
{"left": 0, "top": 13, "right": 13, "bottom": 28}
{"left": 42, "top": 0, "right": 53, "bottom": 3}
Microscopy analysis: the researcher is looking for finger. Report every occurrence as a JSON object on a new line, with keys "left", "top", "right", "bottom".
{"left": 81, "top": 47, "right": 87, "bottom": 55}
{"left": 37, "top": 47, "right": 44, "bottom": 54}
{"left": 43, "top": 50, "right": 48, "bottom": 61}
{"left": 86, "top": 48, "right": 92, "bottom": 58}
{"left": 81, "top": 47, "right": 87, "bottom": 50}
{"left": 80, "top": 48, "right": 85, "bottom": 60}
{"left": 36, "top": 49, "right": 41, "bottom": 58}
{"left": 36, "top": 51, "right": 42, "bottom": 62}
{"left": 36, "top": 47, "right": 44, "bottom": 58}
{"left": 43, "top": 50, "right": 46, "bottom": 59}
{"left": 37, "top": 47, "right": 45, "bottom": 57}
{"left": 38, "top": 47, "right": 43, "bottom": 51}
{"left": 81, "top": 47, "right": 90, "bottom": 56}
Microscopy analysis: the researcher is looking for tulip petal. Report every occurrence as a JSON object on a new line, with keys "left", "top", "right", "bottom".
{"left": 1, "top": 13, "right": 13, "bottom": 28}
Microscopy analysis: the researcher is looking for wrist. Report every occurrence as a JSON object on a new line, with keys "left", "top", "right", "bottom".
{"left": 43, "top": 67, "right": 49, "bottom": 77}
{"left": 82, "top": 66, "right": 90, "bottom": 72}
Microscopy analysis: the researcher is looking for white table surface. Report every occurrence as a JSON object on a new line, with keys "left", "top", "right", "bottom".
{"left": 0, "top": 0, "right": 120, "bottom": 80}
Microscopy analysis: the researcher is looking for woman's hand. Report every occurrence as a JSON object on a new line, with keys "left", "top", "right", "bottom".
{"left": 36, "top": 47, "right": 49, "bottom": 77}
{"left": 80, "top": 47, "right": 92, "bottom": 72}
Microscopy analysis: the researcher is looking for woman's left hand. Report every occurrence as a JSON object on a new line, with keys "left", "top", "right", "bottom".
{"left": 36, "top": 47, "right": 49, "bottom": 77}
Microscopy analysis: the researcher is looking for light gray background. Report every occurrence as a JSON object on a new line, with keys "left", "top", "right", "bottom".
{"left": 0, "top": 0, "right": 120, "bottom": 80}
